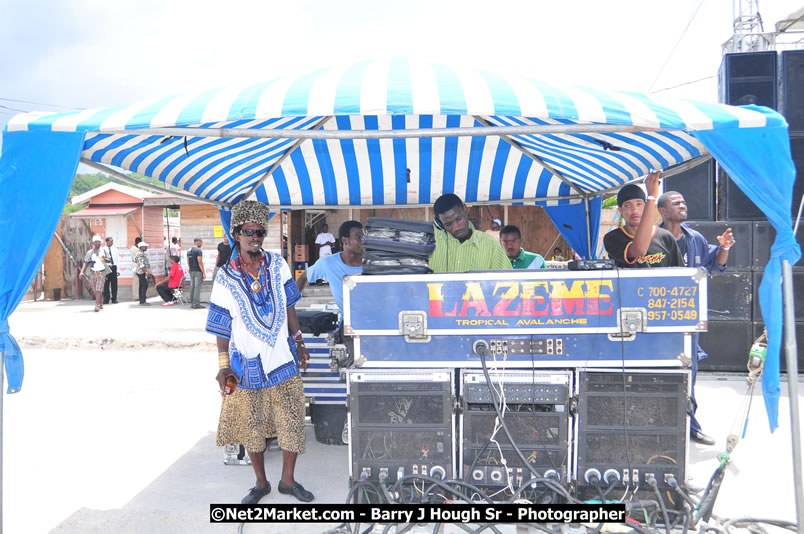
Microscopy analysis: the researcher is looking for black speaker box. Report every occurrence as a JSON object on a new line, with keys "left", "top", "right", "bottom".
{"left": 752, "top": 221, "right": 804, "bottom": 270}
{"left": 780, "top": 50, "right": 804, "bottom": 135}
{"left": 576, "top": 370, "right": 687, "bottom": 491}
{"left": 685, "top": 221, "right": 752, "bottom": 270}
{"left": 724, "top": 138, "right": 804, "bottom": 221}
{"left": 698, "top": 320, "right": 753, "bottom": 372}
{"left": 753, "top": 321, "right": 804, "bottom": 373}
{"left": 719, "top": 52, "right": 777, "bottom": 108}
{"left": 752, "top": 270, "right": 804, "bottom": 323}
{"left": 665, "top": 159, "right": 716, "bottom": 220}
{"left": 707, "top": 272, "right": 753, "bottom": 321}
{"left": 348, "top": 372, "right": 454, "bottom": 484}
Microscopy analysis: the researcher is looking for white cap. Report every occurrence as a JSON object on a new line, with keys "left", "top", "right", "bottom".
{"left": 138, "top": 241, "right": 149, "bottom": 248}
{"left": 92, "top": 235, "right": 103, "bottom": 243}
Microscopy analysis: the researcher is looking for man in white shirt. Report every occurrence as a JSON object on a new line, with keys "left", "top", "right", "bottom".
{"left": 314, "top": 224, "right": 335, "bottom": 259}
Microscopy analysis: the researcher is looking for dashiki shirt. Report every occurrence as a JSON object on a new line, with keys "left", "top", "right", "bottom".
{"left": 205, "top": 250, "right": 302, "bottom": 389}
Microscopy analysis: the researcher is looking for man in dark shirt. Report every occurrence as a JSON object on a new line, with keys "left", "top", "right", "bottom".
{"left": 187, "top": 237, "right": 206, "bottom": 309}
{"left": 603, "top": 172, "right": 682, "bottom": 268}
{"left": 658, "top": 190, "right": 735, "bottom": 446}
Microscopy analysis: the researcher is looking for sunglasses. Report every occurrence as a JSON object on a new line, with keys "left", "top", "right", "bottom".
{"left": 240, "top": 229, "right": 267, "bottom": 237}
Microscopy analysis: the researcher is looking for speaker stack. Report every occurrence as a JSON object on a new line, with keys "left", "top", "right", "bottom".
{"left": 346, "top": 370, "right": 455, "bottom": 485}
{"left": 696, "top": 50, "right": 804, "bottom": 373}
{"left": 575, "top": 370, "right": 689, "bottom": 500}
{"left": 459, "top": 370, "right": 572, "bottom": 489}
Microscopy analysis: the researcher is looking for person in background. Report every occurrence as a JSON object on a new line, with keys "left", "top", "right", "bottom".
{"left": 484, "top": 217, "right": 502, "bottom": 242}
{"left": 102, "top": 236, "right": 119, "bottom": 304}
{"left": 658, "top": 190, "right": 735, "bottom": 446}
{"left": 207, "top": 200, "right": 313, "bottom": 504}
{"left": 296, "top": 221, "right": 364, "bottom": 317}
{"left": 551, "top": 247, "right": 565, "bottom": 261}
{"left": 429, "top": 193, "right": 511, "bottom": 273}
{"left": 170, "top": 236, "right": 180, "bottom": 257}
{"left": 187, "top": 237, "right": 206, "bottom": 309}
{"left": 314, "top": 223, "right": 335, "bottom": 260}
{"left": 133, "top": 241, "right": 153, "bottom": 306}
{"left": 79, "top": 235, "right": 106, "bottom": 312}
{"left": 129, "top": 236, "right": 142, "bottom": 302}
{"left": 499, "top": 225, "right": 545, "bottom": 269}
{"left": 157, "top": 255, "right": 185, "bottom": 306}
{"left": 214, "top": 241, "right": 232, "bottom": 282}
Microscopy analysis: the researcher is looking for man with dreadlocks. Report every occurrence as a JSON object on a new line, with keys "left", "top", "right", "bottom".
{"left": 206, "top": 200, "right": 314, "bottom": 504}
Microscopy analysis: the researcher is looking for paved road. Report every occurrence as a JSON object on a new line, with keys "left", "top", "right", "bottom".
{"left": 5, "top": 298, "right": 804, "bottom": 533}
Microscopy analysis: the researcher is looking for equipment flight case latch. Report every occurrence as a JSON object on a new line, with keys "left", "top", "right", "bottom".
{"left": 398, "top": 311, "right": 431, "bottom": 343}
{"left": 608, "top": 307, "right": 647, "bottom": 341}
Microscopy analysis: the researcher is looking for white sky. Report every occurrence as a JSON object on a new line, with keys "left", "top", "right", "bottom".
{"left": 1, "top": 0, "right": 802, "bottom": 133}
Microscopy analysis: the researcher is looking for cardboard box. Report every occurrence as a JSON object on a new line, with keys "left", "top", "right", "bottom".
{"left": 294, "top": 269, "right": 305, "bottom": 280}
{"left": 294, "top": 245, "right": 308, "bottom": 261}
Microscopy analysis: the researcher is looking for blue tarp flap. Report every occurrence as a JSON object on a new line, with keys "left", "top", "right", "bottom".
{"left": 692, "top": 105, "right": 801, "bottom": 431}
{"left": 545, "top": 198, "right": 602, "bottom": 259}
{"left": 217, "top": 206, "right": 233, "bottom": 246}
{"left": 0, "top": 130, "right": 85, "bottom": 393}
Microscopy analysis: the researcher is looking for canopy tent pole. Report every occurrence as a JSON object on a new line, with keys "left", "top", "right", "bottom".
{"left": 110, "top": 123, "right": 664, "bottom": 141}
{"left": 80, "top": 160, "right": 232, "bottom": 208}
{"left": 1, "top": 350, "right": 4, "bottom": 534}
{"left": 584, "top": 197, "right": 593, "bottom": 259}
{"left": 238, "top": 195, "right": 588, "bottom": 210}
{"left": 593, "top": 155, "right": 713, "bottom": 197}
{"left": 242, "top": 116, "right": 331, "bottom": 201}
{"left": 782, "top": 260, "right": 804, "bottom": 533}
{"left": 473, "top": 116, "right": 589, "bottom": 198}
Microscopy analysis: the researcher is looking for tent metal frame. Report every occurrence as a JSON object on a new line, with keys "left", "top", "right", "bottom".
{"left": 109, "top": 122, "right": 664, "bottom": 141}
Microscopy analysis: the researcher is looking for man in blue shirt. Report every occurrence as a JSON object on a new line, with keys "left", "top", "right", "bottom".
{"left": 295, "top": 221, "right": 363, "bottom": 317}
{"left": 659, "top": 190, "right": 735, "bottom": 447}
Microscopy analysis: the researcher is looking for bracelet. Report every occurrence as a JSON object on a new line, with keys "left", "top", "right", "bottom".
{"left": 218, "top": 351, "right": 230, "bottom": 369}
{"left": 646, "top": 195, "right": 657, "bottom": 202}
{"left": 293, "top": 329, "right": 304, "bottom": 341}
{"left": 720, "top": 245, "right": 731, "bottom": 251}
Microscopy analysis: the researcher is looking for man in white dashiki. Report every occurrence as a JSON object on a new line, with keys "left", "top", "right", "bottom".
{"left": 206, "top": 200, "right": 314, "bottom": 504}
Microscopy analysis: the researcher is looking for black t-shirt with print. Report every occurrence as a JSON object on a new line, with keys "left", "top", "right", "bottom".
{"left": 603, "top": 226, "right": 683, "bottom": 268}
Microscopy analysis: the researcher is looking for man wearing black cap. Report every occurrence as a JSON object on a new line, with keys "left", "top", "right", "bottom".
{"left": 603, "top": 171, "right": 682, "bottom": 268}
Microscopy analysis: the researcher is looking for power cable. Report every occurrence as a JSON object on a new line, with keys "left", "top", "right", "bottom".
{"left": 0, "top": 96, "right": 84, "bottom": 110}
{"left": 648, "top": 0, "right": 708, "bottom": 93}
{"left": 650, "top": 75, "right": 717, "bottom": 95}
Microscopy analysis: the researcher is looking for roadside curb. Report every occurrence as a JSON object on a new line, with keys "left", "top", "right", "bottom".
{"left": 18, "top": 337, "right": 216, "bottom": 351}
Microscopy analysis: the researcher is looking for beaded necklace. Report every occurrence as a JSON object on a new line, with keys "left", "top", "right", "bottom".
{"left": 239, "top": 253, "right": 265, "bottom": 292}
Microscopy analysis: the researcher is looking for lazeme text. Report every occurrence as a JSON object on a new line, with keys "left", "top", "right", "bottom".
{"left": 426, "top": 280, "right": 614, "bottom": 318}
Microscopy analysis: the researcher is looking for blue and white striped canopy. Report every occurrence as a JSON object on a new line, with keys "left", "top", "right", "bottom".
{"left": 0, "top": 58, "right": 800, "bottom": 431}
{"left": 5, "top": 57, "right": 782, "bottom": 208}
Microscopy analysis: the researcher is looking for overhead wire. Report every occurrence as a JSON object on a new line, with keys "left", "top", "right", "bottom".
{"left": 648, "top": 0, "right": 708, "bottom": 94}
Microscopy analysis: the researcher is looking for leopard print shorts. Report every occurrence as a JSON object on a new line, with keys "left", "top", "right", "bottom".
{"left": 216, "top": 374, "right": 305, "bottom": 454}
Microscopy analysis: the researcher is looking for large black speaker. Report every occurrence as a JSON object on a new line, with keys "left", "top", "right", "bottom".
{"left": 752, "top": 221, "right": 804, "bottom": 270}
{"left": 575, "top": 370, "right": 688, "bottom": 495}
{"left": 719, "top": 52, "right": 777, "bottom": 108}
{"left": 698, "top": 320, "right": 753, "bottom": 372}
{"left": 665, "top": 159, "right": 716, "bottom": 220}
{"left": 347, "top": 370, "right": 454, "bottom": 485}
{"left": 707, "top": 272, "right": 753, "bottom": 321}
{"left": 460, "top": 371, "right": 572, "bottom": 488}
{"left": 752, "top": 270, "right": 804, "bottom": 323}
{"left": 724, "top": 138, "right": 804, "bottom": 221}
{"left": 753, "top": 321, "right": 804, "bottom": 373}
{"left": 685, "top": 221, "right": 752, "bottom": 270}
{"left": 780, "top": 50, "right": 804, "bottom": 135}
